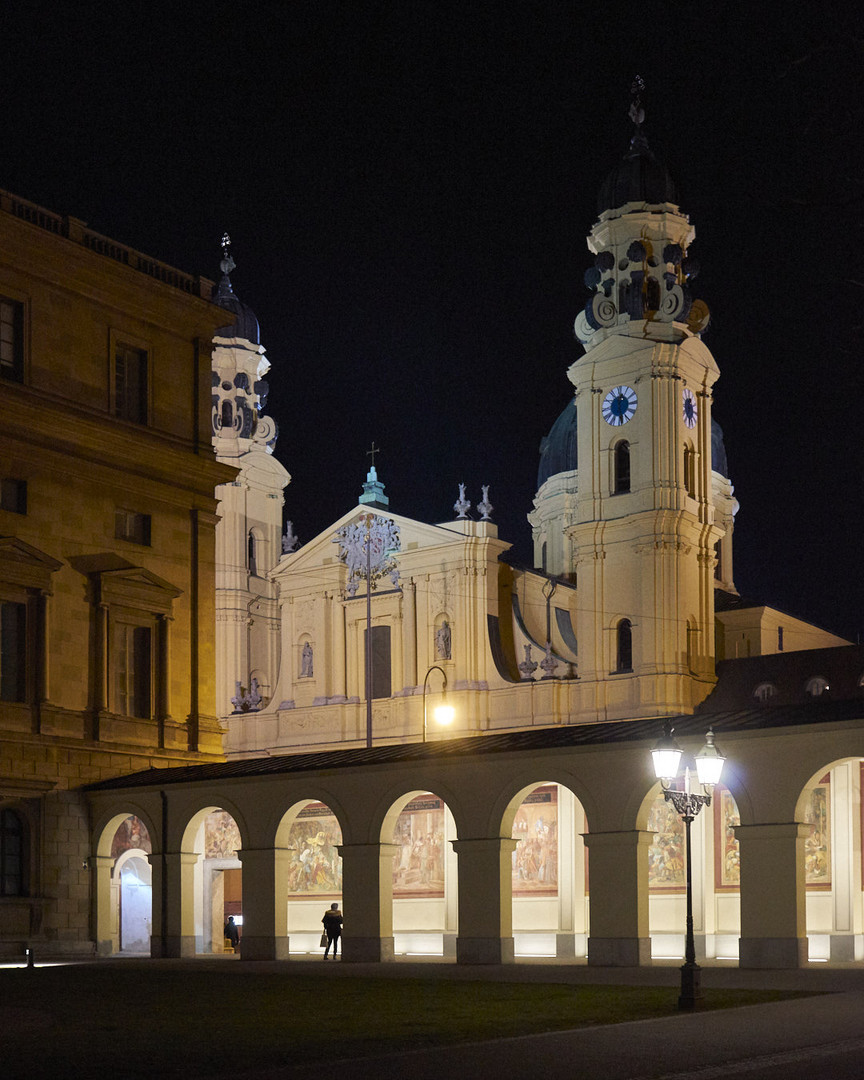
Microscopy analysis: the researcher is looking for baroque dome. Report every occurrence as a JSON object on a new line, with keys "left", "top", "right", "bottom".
{"left": 597, "top": 132, "right": 678, "bottom": 214}
{"left": 537, "top": 398, "right": 578, "bottom": 488}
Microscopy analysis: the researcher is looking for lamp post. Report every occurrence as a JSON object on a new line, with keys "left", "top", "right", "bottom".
{"left": 422, "top": 664, "right": 454, "bottom": 742}
{"left": 650, "top": 724, "right": 725, "bottom": 1011}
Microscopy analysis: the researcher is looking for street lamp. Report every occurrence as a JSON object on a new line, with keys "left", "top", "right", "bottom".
{"left": 650, "top": 724, "right": 725, "bottom": 1011}
{"left": 422, "top": 664, "right": 454, "bottom": 742}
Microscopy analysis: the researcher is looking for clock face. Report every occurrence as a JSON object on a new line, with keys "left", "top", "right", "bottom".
{"left": 682, "top": 388, "right": 698, "bottom": 428}
{"left": 602, "top": 385, "right": 637, "bottom": 426}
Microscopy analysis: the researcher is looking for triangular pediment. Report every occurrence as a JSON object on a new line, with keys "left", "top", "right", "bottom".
{"left": 272, "top": 505, "right": 510, "bottom": 581}
{"left": 98, "top": 566, "right": 182, "bottom": 613}
{"left": 0, "top": 536, "right": 64, "bottom": 590}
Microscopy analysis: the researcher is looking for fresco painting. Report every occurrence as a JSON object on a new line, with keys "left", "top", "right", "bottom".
{"left": 511, "top": 784, "right": 558, "bottom": 896}
{"left": 803, "top": 782, "right": 831, "bottom": 887}
{"left": 648, "top": 792, "right": 685, "bottom": 889}
{"left": 285, "top": 803, "right": 343, "bottom": 896}
{"left": 716, "top": 787, "right": 741, "bottom": 888}
{"left": 392, "top": 795, "right": 445, "bottom": 898}
{"left": 205, "top": 811, "right": 242, "bottom": 859}
{"left": 111, "top": 815, "right": 152, "bottom": 859}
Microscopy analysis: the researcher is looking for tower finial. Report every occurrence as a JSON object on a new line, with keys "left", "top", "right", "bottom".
{"left": 629, "top": 75, "right": 645, "bottom": 129}
{"left": 220, "top": 232, "right": 236, "bottom": 278}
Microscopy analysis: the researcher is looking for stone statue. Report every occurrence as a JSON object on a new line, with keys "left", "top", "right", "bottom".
{"left": 540, "top": 642, "right": 559, "bottom": 678}
{"left": 518, "top": 645, "right": 538, "bottom": 680}
{"left": 282, "top": 521, "right": 299, "bottom": 553}
{"left": 435, "top": 620, "right": 451, "bottom": 660}
{"left": 301, "top": 641, "right": 314, "bottom": 678}
{"left": 453, "top": 483, "right": 470, "bottom": 519}
{"left": 231, "top": 678, "right": 262, "bottom": 713}
{"left": 478, "top": 485, "right": 493, "bottom": 521}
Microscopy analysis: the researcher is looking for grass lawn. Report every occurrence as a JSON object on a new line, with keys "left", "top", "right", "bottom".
{"left": 0, "top": 962, "right": 814, "bottom": 1079}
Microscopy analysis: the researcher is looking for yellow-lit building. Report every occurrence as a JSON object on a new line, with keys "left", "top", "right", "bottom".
{"left": 0, "top": 190, "right": 234, "bottom": 956}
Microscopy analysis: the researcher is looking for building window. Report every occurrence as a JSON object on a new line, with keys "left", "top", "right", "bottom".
{"left": 615, "top": 619, "right": 633, "bottom": 673}
{"left": 805, "top": 676, "right": 829, "bottom": 698}
{"left": 0, "top": 600, "right": 26, "bottom": 702}
{"left": 115, "top": 510, "right": 151, "bottom": 546}
{"left": 0, "top": 298, "right": 23, "bottom": 382}
{"left": 0, "top": 478, "right": 27, "bottom": 515}
{"left": 364, "top": 625, "right": 391, "bottom": 699}
{"left": 114, "top": 343, "right": 148, "bottom": 423}
{"left": 221, "top": 399, "right": 233, "bottom": 431}
{"left": 0, "top": 809, "right": 26, "bottom": 896}
{"left": 714, "top": 539, "right": 722, "bottom": 581}
{"left": 613, "top": 441, "right": 630, "bottom": 494}
{"left": 684, "top": 445, "right": 696, "bottom": 498}
{"left": 248, "top": 531, "right": 257, "bottom": 575}
{"left": 114, "top": 623, "right": 152, "bottom": 718}
{"left": 754, "top": 682, "right": 777, "bottom": 704}
{"left": 777, "top": 626, "right": 784, "bottom": 652}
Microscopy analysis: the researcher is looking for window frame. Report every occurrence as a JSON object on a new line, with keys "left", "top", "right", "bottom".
{"left": 0, "top": 294, "right": 25, "bottom": 383}
{"left": 109, "top": 329, "right": 151, "bottom": 425}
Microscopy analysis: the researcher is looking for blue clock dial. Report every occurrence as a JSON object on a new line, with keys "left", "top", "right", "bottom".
{"left": 682, "top": 388, "right": 698, "bottom": 428}
{"left": 602, "top": 385, "right": 637, "bottom": 426}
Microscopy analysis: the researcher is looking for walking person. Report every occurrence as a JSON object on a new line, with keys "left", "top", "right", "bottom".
{"left": 322, "top": 901, "right": 342, "bottom": 959}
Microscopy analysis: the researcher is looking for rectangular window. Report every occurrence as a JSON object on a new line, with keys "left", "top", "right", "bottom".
{"left": 0, "top": 478, "right": 27, "bottom": 515}
{"left": 115, "top": 623, "right": 152, "bottom": 718}
{"left": 0, "top": 809, "right": 25, "bottom": 897}
{"left": 0, "top": 600, "right": 26, "bottom": 702}
{"left": 364, "top": 625, "right": 391, "bottom": 700}
{"left": 778, "top": 626, "right": 784, "bottom": 652}
{"left": 114, "top": 343, "right": 148, "bottom": 423}
{"left": 0, "top": 298, "right": 23, "bottom": 382}
{"left": 115, "top": 509, "right": 151, "bottom": 546}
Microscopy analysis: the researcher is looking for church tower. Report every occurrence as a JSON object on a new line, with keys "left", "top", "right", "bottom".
{"left": 211, "top": 236, "right": 291, "bottom": 720}
{"left": 533, "top": 86, "right": 730, "bottom": 720}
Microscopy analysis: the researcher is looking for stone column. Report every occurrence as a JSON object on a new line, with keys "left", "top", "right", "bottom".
{"left": 583, "top": 830, "right": 652, "bottom": 966}
{"left": 737, "top": 822, "right": 809, "bottom": 969}
{"left": 452, "top": 837, "right": 518, "bottom": 964}
{"left": 90, "top": 854, "right": 115, "bottom": 956}
{"left": 337, "top": 842, "right": 399, "bottom": 962}
{"left": 150, "top": 851, "right": 199, "bottom": 958}
{"left": 236, "top": 848, "right": 291, "bottom": 960}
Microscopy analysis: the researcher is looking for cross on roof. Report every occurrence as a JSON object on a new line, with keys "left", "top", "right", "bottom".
{"left": 367, "top": 442, "right": 380, "bottom": 468}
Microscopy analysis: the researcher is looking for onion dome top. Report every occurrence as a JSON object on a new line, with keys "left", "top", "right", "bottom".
{"left": 597, "top": 131, "right": 678, "bottom": 214}
{"left": 538, "top": 398, "right": 578, "bottom": 488}
{"left": 597, "top": 77, "right": 678, "bottom": 213}
{"left": 711, "top": 418, "right": 729, "bottom": 478}
{"left": 212, "top": 234, "right": 260, "bottom": 345}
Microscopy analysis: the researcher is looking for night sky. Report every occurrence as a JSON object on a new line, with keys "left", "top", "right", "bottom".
{"left": 3, "top": 3, "right": 862, "bottom": 641}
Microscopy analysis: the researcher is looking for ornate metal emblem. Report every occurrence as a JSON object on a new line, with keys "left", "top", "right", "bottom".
{"left": 333, "top": 513, "right": 401, "bottom": 597}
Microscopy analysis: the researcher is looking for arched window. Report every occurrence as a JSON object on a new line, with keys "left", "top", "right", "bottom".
{"left": 220, "top": 399, "right": 233, "bottom": 431}
{"left": 805, "top": 676, "right": 829, "bottom": 697}
{"left": 0, "top": 809, "right": 26, "bottom": 896}
{"left": 613, "top": 441, "right": 630, "bottom": 494}
{"left": 247, "top": 531, "right": 257, "bottom": 576}
{"left": 683, "top": 444, "right": 696, "bottom": 498}
{"left": 616, "top": 619, "right": 633, "bottom": 673}
{"left": 754, "top": 682, "right": 777, "bottom": 704}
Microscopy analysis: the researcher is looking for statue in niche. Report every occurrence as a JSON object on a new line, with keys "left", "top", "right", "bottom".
{"left": 300, "top": 641, "right": 314, "bottom": 678}
{"left": 435, "top": 620, "right": 451, "bottom": 660}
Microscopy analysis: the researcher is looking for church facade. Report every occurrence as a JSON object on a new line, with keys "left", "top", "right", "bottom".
{"left": 2, "top": 103, "right": 862, "bottom": 970}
